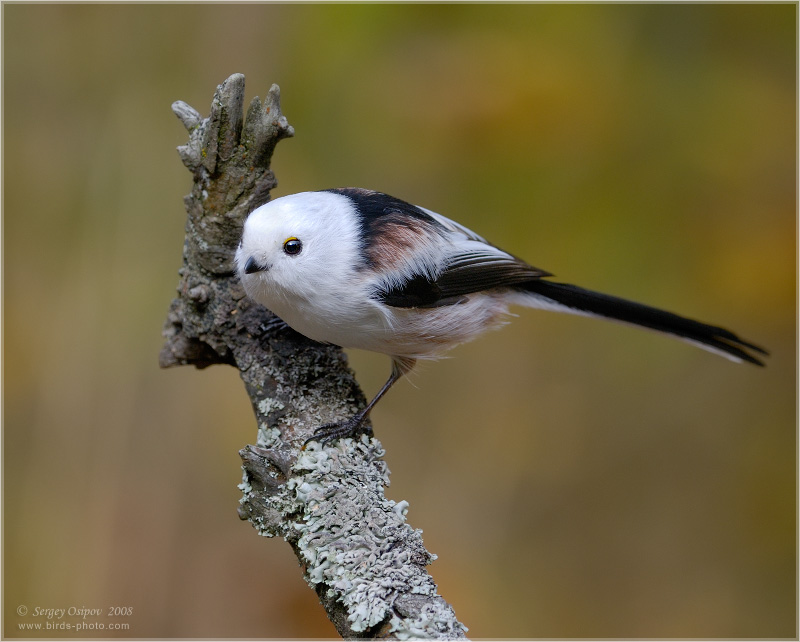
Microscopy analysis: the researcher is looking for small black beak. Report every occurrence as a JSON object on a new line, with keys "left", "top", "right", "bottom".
{"left": 244, "top": 256, "right": 266, "bottom": 274}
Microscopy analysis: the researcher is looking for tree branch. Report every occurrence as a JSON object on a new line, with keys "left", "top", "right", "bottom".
{"left": 160, "top": 74, "right": 467, "bottom": 640}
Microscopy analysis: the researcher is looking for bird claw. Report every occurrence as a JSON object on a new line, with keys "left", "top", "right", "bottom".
{"left": 302, "top": 415, "right": 373, "bottom": 449}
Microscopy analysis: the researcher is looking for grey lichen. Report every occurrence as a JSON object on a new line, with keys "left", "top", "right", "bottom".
{"left": 240, "top": 436, "right": 467, "bottom": 638}
{"left": 294, "top": 440, "right": 428, "bottom": 630}
{"left": 388, "top": 596, "right": 469, "bottom": 640}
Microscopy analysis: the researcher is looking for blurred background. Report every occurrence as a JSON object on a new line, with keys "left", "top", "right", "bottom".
{"left": 4, "top": 3, "right": 795, "bottom": 639}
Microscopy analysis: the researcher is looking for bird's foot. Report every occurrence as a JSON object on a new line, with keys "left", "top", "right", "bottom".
{"left": 302, "top": 413, "right": 373, "bottom": 449}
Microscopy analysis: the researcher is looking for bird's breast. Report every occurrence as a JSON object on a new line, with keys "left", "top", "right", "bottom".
{"left": 247, "top": 276, "right": 513, "bottom": 360}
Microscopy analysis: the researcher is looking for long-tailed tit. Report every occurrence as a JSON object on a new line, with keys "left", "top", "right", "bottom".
{"left": 236, "top": 188, "right": 767, "bottom": 445}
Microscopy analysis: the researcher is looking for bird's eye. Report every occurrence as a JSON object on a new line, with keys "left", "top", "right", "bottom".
{"left": 283, "top": 237, "right": 303, "bottom": 256}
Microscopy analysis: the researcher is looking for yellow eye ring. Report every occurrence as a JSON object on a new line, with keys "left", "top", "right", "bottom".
{"left": 283, "top": 237, "right": 303, "bottom": 256}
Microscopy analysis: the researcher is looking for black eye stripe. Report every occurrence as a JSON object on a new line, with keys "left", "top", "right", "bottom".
{"left": 283, "top": 238, "right": 303, "bottom": 256}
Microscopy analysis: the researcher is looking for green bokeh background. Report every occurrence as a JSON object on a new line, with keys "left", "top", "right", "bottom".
{"left": 4, "top": 3, "right": 795, "bottom": 639}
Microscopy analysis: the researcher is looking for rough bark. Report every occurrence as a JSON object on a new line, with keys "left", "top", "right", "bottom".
{"left": 160, "top": 74, "right": 467, "bottom": 640}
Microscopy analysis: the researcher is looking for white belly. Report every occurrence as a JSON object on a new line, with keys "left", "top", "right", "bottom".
{"left": 261, "top": 286, "right": 512, "bottom": 361}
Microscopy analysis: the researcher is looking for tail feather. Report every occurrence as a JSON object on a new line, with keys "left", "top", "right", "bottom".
{"left": 519, "top": 280, "right": 768, "bottom": 366}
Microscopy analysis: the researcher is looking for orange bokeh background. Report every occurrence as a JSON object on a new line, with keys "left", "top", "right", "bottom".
{"left": 4, "top": 4, "right": 795, "bottom": 638}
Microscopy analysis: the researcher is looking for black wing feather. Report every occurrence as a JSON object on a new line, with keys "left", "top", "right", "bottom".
{"left": 377, "top": 251, "right": 551, "bottom": 308}
{"left": 436, "top": 253, "right": 551, "bottom": 299}
{"left": 379, "top": 274, "right": 445, "bottom": 308}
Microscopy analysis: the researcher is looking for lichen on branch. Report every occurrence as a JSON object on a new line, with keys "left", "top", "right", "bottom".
{"left": 160, "top": 73, "right": 467, "bottom": 639}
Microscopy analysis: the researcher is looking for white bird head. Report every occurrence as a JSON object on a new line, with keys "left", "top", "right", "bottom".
{"left": 235, "top": 191, "right": 364, "bottom": 307}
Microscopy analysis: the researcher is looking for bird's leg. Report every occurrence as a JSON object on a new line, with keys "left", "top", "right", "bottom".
{"left": 304, "top": 357, "right": 416, "bottom": 448}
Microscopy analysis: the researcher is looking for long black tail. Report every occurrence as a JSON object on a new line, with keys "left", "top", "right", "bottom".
{"left": 520, "top": 280, "right": 768, "bottom": 366}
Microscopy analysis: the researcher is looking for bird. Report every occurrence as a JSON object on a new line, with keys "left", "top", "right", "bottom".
{"left": 235, "top": 187, "right": 767, "bottom": 446}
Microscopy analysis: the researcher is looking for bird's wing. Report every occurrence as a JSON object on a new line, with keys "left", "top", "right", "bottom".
{"left": 436, "top": 244, "right": 551, "bottom": 297}
{"left": 355, "top": 197, "right": 549, "bottom": 308}
{"left": 377, "top": 235, "right": 551, "bottom": 308}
